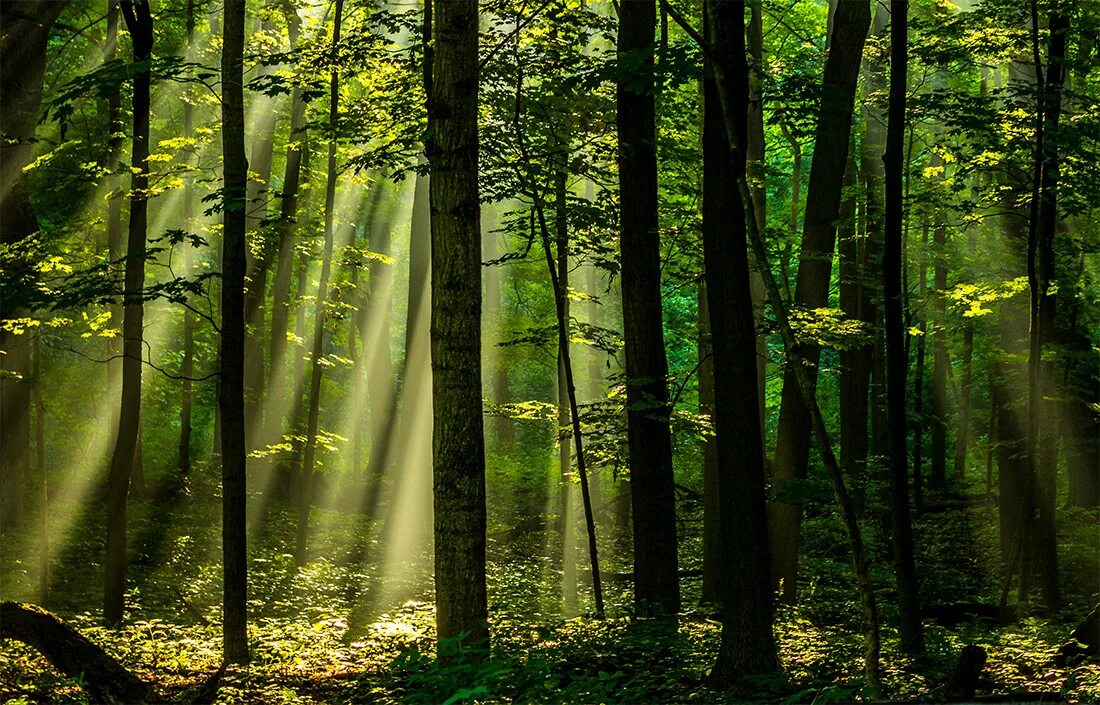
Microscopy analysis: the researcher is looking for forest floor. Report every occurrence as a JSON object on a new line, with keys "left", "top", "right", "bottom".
{"left": 1, "top": 471, "right": 1098, "bottom": 704}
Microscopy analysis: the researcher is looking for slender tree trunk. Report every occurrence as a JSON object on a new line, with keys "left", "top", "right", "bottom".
{"left": 296, "top": 0, "right": 344, "bottom": 567}
{"left": 699, "top": 282, "right": 719, "bottom": 604}
{"left": 747, "top": 0, "right": 767, "bottom": 438}
{"left": 220, "top": 0, "right": 250, "bottom": 664}
{"left": 768, "top": 0, "right": 871, "bottom": 604}
{"left": 263, "top": 8, "right": 308, "bottom": 462}
{"left": 107, "top": 0, "right": 124, "bottom": 390}
{"left": 427, "top": 0, "right": 488, "bottom": 650}
{"left": 912, "top": 220, "right": 929, "bottom": 512}
{"left": 704, "top": 0, "right": 777, "bottom": 684}
{"left": 34, "top": 332, "right": 48, "bottom": 605}
{"left": 554, "top": 167, "right": 579, "bottom": 616}
{"left": 617, "top": 0, "right": 680, "bottom": 616}
{"left": 929, "top": 156, "right": 949, "bottom": 490}
{"left": 178, "top": 0, "right": 196, "bottom": 475}
{"left": 1027, "top": 0, "right": 1066, "bottom": 612}
{"left": 883, "top": 0, "right": 923, "bottom": 653}
{"left": 953, "top": 323, "right": 973, "bottom": 480}
{"left": 103, "top": 0, "right": 152, "bottom": 626}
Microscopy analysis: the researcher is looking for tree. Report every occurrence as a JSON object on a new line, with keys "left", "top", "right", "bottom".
{"left": 703, "top": 0, "right": 777, "bottom": 684}
{"left": 769, "top": 0, "right": 871, "bottom": 603}
{"left": 103, "top": 0, "right": 153, "bottom": 626}
{"left": 616, "top": 0, "right": 680, "bottom": 616}
{"left": 427, "top": 0, "right": 488, "bottom": 650}
{"left": 178, "top": 0, "right": 196, "bottom": 474}
{"left": 882, "top": 0, "right": 922, "bottom": 654}
{"left": 296, "top": 0, "right": 345, "bottom": 567}
{"left": 220, "top": 0, "right": 250, "bottom": 665}
{"left": 0, "top": 0, "right": 69, "bottom": 533}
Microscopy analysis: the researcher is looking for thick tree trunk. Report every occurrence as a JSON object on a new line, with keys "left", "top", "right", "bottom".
{"left": 769, "top": 0, "right": 871, "bottom": 604}
{"left": 703, "top": 0, "right": 777, "bottom": 684}
{"left": 0, "top": 0, "right": 68, "bottom": 533}
{"left": 220, "top": 0, "right": 250, "bottom": 664}
{"left": 427, "top": 0, "right": 488, "bottom": 650}
{"left": 103, "top": 0, "right": 153, "bottom": 626}
{"left": 1, "top": 602, "right": 151, "bottom": 704}
{"left": 296, "top": 0, "right": 344, "bottom": 566}
{"left": 617, "top": 0, "right": 680, "bottom": 616}
{"left": 883, "top": 0, "right": 923, "bottom": 653}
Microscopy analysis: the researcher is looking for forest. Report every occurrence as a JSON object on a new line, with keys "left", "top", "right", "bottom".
{"left": 0, "top": 0, "right": 1098, "bottom": 702}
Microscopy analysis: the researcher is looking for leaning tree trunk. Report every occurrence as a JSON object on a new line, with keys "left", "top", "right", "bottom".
{"left": 703, "top": 0, "right": 778, "bottom": 685}
{"left": 617, "top": 0, "right": 680, "bottom": 617}
{"left": 220, "top": 0, "right": 250, "bottom": 665}
{"left": 883, "top": 0, "right": 923, "bottom": 654}
{"left": 296, "top": 0, "right": 344, "bottom": 567}
{"left": 768, "top": 0, "right": 871, "bottom": 604}
{"left": 103, "top": 0, "right": 153, "bottom": 626}
{"left": 427, "top": 0, "right": 488, "bottom": 651}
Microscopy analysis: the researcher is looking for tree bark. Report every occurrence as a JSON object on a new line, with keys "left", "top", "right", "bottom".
{"left": 768, "top": 0, "right": 871, "bottom": 604}
{"left": 263, "top": 6, "right": 308, "bottom": 462}
{"left": 179, "top": 0, "right": 196, "bottom": 475}
{"left": 296, "top": 0, "right": 344, "bottom": 567}
{"left": 0, "top": 0, "right": 68, "bottom": 533}
{"left": 1, "top": 601, "right": 151, "bottom": 704}
{"left": 220, "top": 0, "right": 250, "bottom": 664}
{"left": 103, "top": 0, "right": 152, "bottom": 626}
{"left": 427, "top": 0, "right": 488, "bottom": 651}
{"left": 883, "top": 0, "right": 923, "bottom": 653}
{"left": 617, "top": 0, "right": 680, "bottom": 616}
{"left": 704, "top": 0, "right": 778, "bottom": 684}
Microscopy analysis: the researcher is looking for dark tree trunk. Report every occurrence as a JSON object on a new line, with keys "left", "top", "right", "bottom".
{"left": 617, "top": 0, "right": 680, "bottom": 616}
{"left": 703, "top": 0, "right": 777, "bottom": 684}
{"left": 0, "top": 0, "right": 68, "bottom": 533}
{"left": 296, "top": 0, "right": 344, "bottom": 567}
{"left": 427, "top": 0, "right": 488, "bottom": 650}
{"left": 838, "top": 141, "right": 868, "bottom": 498}
{"left": 929, "top": 158, "right": 949, "bottom": 490}
{"left": 953, "top": 322, "right": 973, "bottom": 480}
{"left": 1027, "top": 0, "right": 1066, "bottom": 613}
{"left": 1, "top": 602, "right": 151, "bottom": 704}
{"left": 220, "top": 0, "right": 250, "bottom": 664}
{"left": 179, "top": 0, "right": 196, "bottom": 475}
{"left": 769, "top": 0, "right": 871, "bottom": 604}
{"left": 263, "top": 7, "right": 308, "bottom": 461}
{"left": 883, "top": 0, "right": 923, "bottom": 653}
{"left": 103, "top": 0, "right": 152, "bottom": 626}
{"left": 699, "top": 282, "right": 719, "bottom": 604}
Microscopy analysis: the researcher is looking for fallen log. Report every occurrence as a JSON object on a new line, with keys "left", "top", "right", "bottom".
{"left": 0, "top": 601, "right": 150, "bottom": 704}
{"left": 1055, "top": 604, "right": 1100, "bottom": 666}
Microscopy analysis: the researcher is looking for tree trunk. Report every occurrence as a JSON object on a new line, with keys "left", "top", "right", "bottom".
{"left": 263, "top": 7, "right": 308, "bottom": 461}
{"left": 103, "top": 0, "right": 153, "bottom": 626}
{"left": 699, "top": 282, "right": 720, "bottom": 604}
{"left": 883, "top": 0, "right": 923, "bottom": 653}
{"left": 179, "top": 0, "right": 196, "bottom": 475}
{"left": 912, "top": 220, "right": 929, "bottom": 512}
{"left": 427, "top": 0, "right": 488, "bottom": 651}
{"left": 1, "top": 602, "right": 151, "bottom": 704}
{"left": 953, "top": 322, "right": 973, "bottom": 480}
{"left": 296, "top": 0, "right": 344, "bottom": 567}
{"left": 703, "top": 0, "right": 778, "bottom": 684}
{"left": 1027, "top": 0, "right": 1066, "bottom": 613}
{"left": 220, "top": 0, "right": 250, "bottom": 664}
{"left": 0, "top": 0, "right": 68, "bottom": 533}
{"left": 769, "top": 0, "right": 871, "bottom": 604}
{"left": 929, "top": 153, "right": 950, "bottom": 490}
{"left": 617, "top": 0, "right": 680, "bottom": 616}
